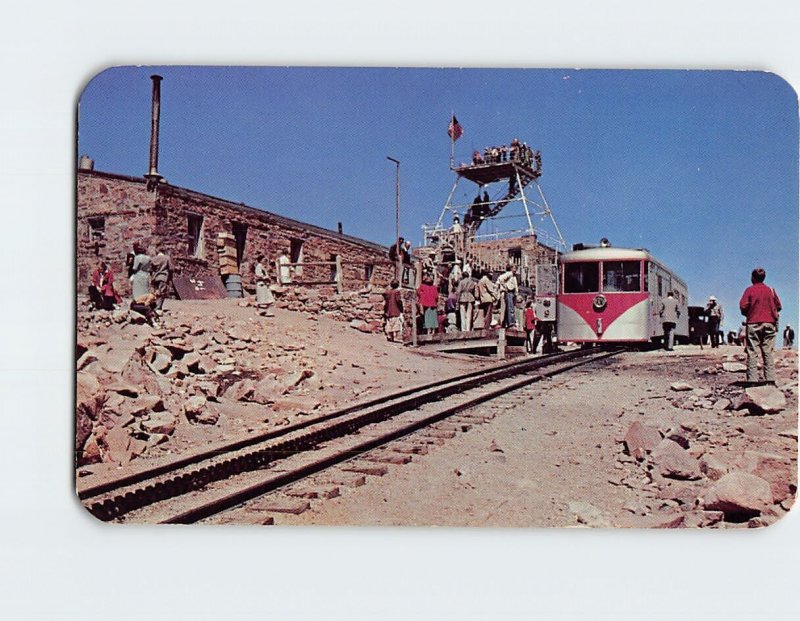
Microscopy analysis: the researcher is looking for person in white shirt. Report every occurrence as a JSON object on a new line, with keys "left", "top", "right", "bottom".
{"left": 496, "top": 264, "right": 519, "bottom": 328}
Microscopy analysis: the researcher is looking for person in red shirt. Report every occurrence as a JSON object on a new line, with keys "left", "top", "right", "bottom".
{"left": 89, "top": 262, "right": 121, "bottom": 310}
{"left": 523, "top": 300, "right": 537, "bottom": 354}
{"left": 383, "top": 280, "right": 404, "bottom": 343}
{"left": 417, "top": 277, "right": 439, "bottom": 335}
{"left": 739, "top": 267, "right": 782, "bottom": 384}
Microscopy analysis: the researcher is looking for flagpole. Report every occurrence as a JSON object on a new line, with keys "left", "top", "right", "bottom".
{"left": 450, "top": 111, "right": 455, "bottom": 170}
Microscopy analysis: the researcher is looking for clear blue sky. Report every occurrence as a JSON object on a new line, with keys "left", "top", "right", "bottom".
{"left": 78, "top": 67, "right": 798, "bottom": 334}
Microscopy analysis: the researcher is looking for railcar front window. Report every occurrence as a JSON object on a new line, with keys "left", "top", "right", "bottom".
{"left": 564, "top": 262, "right": 599, "bottom": 293}
{"left": 602, "top": 261, "right": 641, "bottom": 292}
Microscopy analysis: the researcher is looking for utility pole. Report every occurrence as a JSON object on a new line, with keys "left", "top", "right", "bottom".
{"left": 386, "top": 156, "right": 401, "bottom": 281}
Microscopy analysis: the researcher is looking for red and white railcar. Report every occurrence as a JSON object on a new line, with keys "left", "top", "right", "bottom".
{"left": 557, "top": 245, "right": 688, "bottom": 345}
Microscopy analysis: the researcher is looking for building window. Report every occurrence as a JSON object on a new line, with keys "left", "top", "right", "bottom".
{"left": 88, "top": 216, "right": 105, "bottom": 242}
{"left": 232, "top": 222, "right": 247, "bottom": 266}
{"left": 188, "top": 214, "right": 204, "bottom": 258}
{"left": 329, "top": 254, "right": 338, "bottom": 282}
{"left": 290, "top": 238, "right": 304, "bottom": 277}
{"left": 365, "top": 264, "right": 374, "bottom": 282}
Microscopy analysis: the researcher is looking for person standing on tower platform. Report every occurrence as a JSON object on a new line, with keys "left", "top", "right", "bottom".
{"left": 705, "top": 296, "right": 724, "bottom": 348}
{"left": 501, "top": 144, "right": 508, "bottom": 162}
{"left": 739, "top": 267, "right": 782, "bottom": 384}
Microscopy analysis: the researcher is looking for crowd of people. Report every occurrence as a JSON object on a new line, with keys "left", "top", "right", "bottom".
{"left": 87, "top": 242, "right": 174, "bottom": 325}
{"left": 383, "top": 259, "right": 555, "bottom": 355}
{"left": 470, "top": 138, "right": 539, "bottom": 168}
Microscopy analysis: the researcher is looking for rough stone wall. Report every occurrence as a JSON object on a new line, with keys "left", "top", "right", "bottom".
{"left": 154, "top": 185, "right": 392, "bottom": 292}
{"left": 274, "top": 284, "right": 389, "bottom": 333}
{"left": 77, "top": 170, "right": 395, "bottom": 327}
{"left": 467, "top": 235, "right": 559, "bottom": 287}
{"left": 76, "top": 172, "right": 158, "bottom": 297}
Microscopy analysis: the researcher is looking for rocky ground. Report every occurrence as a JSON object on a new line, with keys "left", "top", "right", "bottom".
{"left": 76, "top": 298, "right": 797, "bottom": 528}
{"left": 75, "top": 296, "right": 489, "bottom": 478}
{"left": 273, "top": 347, "right": 797, "bottom": 528}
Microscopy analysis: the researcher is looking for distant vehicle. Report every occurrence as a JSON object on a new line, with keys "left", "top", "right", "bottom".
{"left": 557, "top": 243, "right": 689, "bottom": 346}
{"left": 688, "top": 305, "right": 710, "bottom": 345}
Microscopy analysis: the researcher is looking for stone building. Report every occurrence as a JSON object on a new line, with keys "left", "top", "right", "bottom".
{"left": 77, "top": 169, "right": 394, "bottom": 300}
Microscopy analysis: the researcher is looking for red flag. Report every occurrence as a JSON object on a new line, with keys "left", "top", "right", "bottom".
{"left": 447, "top": 115, "right": 463, "bottom": 141}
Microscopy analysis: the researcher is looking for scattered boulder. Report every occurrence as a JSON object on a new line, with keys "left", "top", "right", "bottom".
{"left": 184, "top": 395, "right": 219, "bottom": 425}
{"left": 252, "top": 376, "right": 283, "bottom": 405}
{"left": 141, "top": 411, "right": 178, "bottom": 436}
{"left": 650, "top": 439, "right": 702, "bottom": 480}
{"left": 741, "top": 385, "right": 786, "bottom": 414}
{"left": 568, "top": 501, "right": 611, "bottom": 528}
{"left": 80, "top": 433, "right": 102, "bottom": 465}
{"left": 722, "top": 362, "right": 747, "bottom": 373}
{"left": 738, "top": 451, "right": 796, "bottom": 504}
{"left": 699, "top": 454, "right": 729, "bottom": 481}
{"left": 271, "top": 396, "right": 322, "bottom": 415}
{"left": 703, "top": 471, "right": 774, "bottom": 520}
{"left": 283, "top": 369, "right": 315, "bottom": 393}
{"left": 670, "top": 381, "right": 694, "bottom": 392}
{"left": 224, "top": 379, "right": 257, "bottom": 402}
{"left": 76, "top": 372, "right": 106, "bottom": 456}
{"left": 623, "top": 422, "right": 662, "bottom": 460}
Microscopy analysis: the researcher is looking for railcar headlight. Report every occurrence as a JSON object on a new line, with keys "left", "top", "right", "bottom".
{"left": 593, "top": 294, "right": 607, "bottom": 312}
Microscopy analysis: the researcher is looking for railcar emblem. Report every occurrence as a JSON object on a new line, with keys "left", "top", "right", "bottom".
{"left": 593, "top": 294, "right": 607, "bottom": 312}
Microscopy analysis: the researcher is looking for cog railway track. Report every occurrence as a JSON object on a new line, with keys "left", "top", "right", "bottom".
{"left": 78, "top": 346, "right": 623, "bottom": 524}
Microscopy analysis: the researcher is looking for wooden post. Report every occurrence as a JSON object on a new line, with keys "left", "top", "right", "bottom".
{"left": 497, "top": 328, "right": 506, "bottom": 359}
{"left": 411, "top": 290, "right": 418, "bottom": 347}
{"left": 335, "top": 255, "right": 343, "bottom": 294}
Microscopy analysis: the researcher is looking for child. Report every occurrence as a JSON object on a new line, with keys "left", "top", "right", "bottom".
{"left": 524, "top": 300, "right": 537, "bottom": 353}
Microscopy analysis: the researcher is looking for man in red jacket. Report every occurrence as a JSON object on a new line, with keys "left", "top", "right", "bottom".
{"left": 739, "top": 267, "right": 782, "bottom": 384}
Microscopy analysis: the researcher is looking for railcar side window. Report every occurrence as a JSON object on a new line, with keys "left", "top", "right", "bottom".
{"left": 602, "top": 261, "right": 641, "bottom": 292}
{"left": 564, "top": 262, "right": 599, "bottom": 293}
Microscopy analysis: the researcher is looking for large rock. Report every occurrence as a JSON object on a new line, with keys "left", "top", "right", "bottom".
{"left": 121, "top": 395, "right": 165, "bottom": 417}
{"left": 98, "top": 341, "right": 138, "bottom": 374}
{"left": 670, "top": 381, "right": 694, "bottom": 392}
{"left": 722, "top": 362, "right": 747, "bottom": 373}
{"left": 141, "top": 411, "right": 178, "bottom": 436}
{"left": 184, "top": 395, "right": 219, "bottom": 425}
{"left": 567, "top": 501, "right": 611, "bottom": 528}
{"left": 100, "top": 424, "right": 133, "bottom": 464}
{"left": 738, "top": 451, "right": 795, "bottom": 504}
{"left": 271, "top": 396, "right": 322, "bottom": 416}
{"left": 623, "top": 422, "right": 662, "bottom": 461}
{"left": 739, "top": 385, "right": 787, "bottom": 414}
{"left": 282, "top": 369, "right": 315, "bottom": 393}
{"left": 76, "top": 372, "right": 106, "bottom": 456}
{"left": 224, "top": 379, "right": 257, "bottom": 402}
{"left": 252, "top": 376, "right": 283, "bottom": 405}
{"left": 80, "top": 433, "right": 102, "bottom": 465}
{"left": 650, "top": 439, "right": 702, "bottom": 480}
{"left": 703, "top": 471, "right": 774, "bottom": 519}
{"left": 699, "top": 454, "right": 729, "bottom": 481}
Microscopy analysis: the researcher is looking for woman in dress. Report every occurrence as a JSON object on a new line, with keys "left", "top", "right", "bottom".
{"left": 417, "top": 276, "right": 439, "bottom": 335}
{"left": 129, "top": 243, "right": 152, "bottom": 300}
{"left": 254, "top": 254, "right": 275, "bottom": 316}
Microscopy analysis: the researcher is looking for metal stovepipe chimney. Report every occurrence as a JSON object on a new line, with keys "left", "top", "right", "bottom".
{"left": 145, "top": 74, "right": 164, "bottom": 190}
